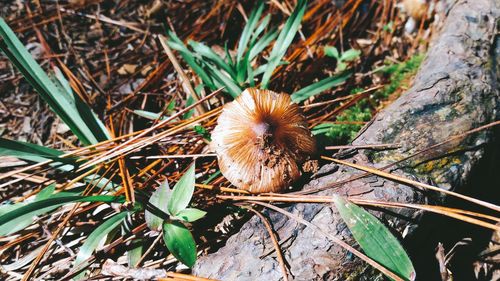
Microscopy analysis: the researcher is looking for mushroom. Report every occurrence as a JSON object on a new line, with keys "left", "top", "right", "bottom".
{"left": 211, "top": 88, "right": 316, "bottom": 193}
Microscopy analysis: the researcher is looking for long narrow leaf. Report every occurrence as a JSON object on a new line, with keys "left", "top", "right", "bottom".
{"left": 204, "top": 62, "right": 242, "bottom": 98}
{"left": 332, "top": 195, "right": 416, "bottom": 281}
{"left": 248, "top": 27, "right": 278, "bottom": 62}
{"left": 260, "top": 0, "right": 307, "bottom": 88}
{"left": 0, "top": 137, "right": 75, "bottom": 171}
{"left": 0, "top": 185, "right": 82, "bottom": 235}
{"left": 165, "top": 31, "right": 216, "bottom": 90}
{"left": 0, "top": 18, "right": 109, "bottom": 145}
{"left": 133, "top": 110, "right": 169, "bottom": 121}
{"left": 188, "top": 40, "right": 236, "bottom": 78}
{"left": 291, "top": 71, "right": 352, "bottom": 103}
{"left": 0, "top": 195, "right": 124, "bottom": 227}
{"left": 249, "top": 14, "right": 272, "bottom": 46}
{"left": 74, "top": 212, "right": 129, "bottom": 274}
{"left": 236, "top": 0, "right": 264, "bottom": 63}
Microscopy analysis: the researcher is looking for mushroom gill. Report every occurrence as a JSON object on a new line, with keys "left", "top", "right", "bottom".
{"left": 211, "top": 88, "right": 315, "bottom": 193}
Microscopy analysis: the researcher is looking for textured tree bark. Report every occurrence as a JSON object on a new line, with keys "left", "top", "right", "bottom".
{"left": 194, "top": 0, "right": 500, "bottom": 280}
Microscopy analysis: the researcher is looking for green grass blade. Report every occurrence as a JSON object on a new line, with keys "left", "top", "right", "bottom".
{"left": 236, "top": 0, "right": 264, "bottom": 63}
{"left": 133, "top": 110, "right": 169, "bottom": 121}
{"left": 236, "top": 48, "right": 250, "bottom": 84}
{"left": 332, "top": 195, "right": 416, "bottom": 281}
{"left": 291, "top": 71, "right": 351, "bottom": 103}
{"left": 0, "top": 18, "right": 110, "bottom": 145}
{"left": 224, "top": 42, "right": 234, "bottom": 67}
{"left": 73, "top": 211, "right": 129, "bottom": 277}
{"left": 253, "top": 60, "right": 288, "bottom": 76}
{"left": 188, "top": 40, "right": 236, "bottom": 79}
{"left": 204, "top": 62, "right": 242, "bottom": 98}
{"left": 250, "top": 14, "right": 271, "bottom": 46}
{"left": 0, "top": 195, "right": 124, "bottom": 228}
{"left": 248, "top": 27, "right": 278, "bottom": 62}
{"left": 260, "top": 0, "right": 307, "bottom": 88}
{"left": 247, "top": 62, "right": 255, "bottom": 87}
{"left": 163, "top": 221, "right": 197, "bottom": 267}
{"left": 0, "top": 137, "right": 76, "bottom": 171}
{"left": 0, "top": 137, "right": 63, "bottom": 159}
{"left": 167, "top": 164, "right": 195, "bottom": 216}
{"left": 0, "top": 184, "right": 54, "bottom": 235}
{"left": 165, "top": 31, "right": 216, "bottom": 90}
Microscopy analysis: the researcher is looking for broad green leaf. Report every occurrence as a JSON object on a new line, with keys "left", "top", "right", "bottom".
{"left": 261, "top": 0, "right": 307, "bottom": 88}
{"left": 74, "top": 212, "right": 129, "bottom": 278}
{"left": 236, "top": 0, "right": 264, "bottom": 63}
{"left": 324, "top": 45, "right": 339, "bottom": 59}
{"left": 175, "top": 208, "right": 206, "bottom": 222}
{"left": 145, "top": 180, "right": 172, "bottom": 231}
{"left": 340, "top": 49, "right": 361, "bottom": 62}
{"left": 336, "top": 61, "right": 347, "bottom": 72}
{"left": 127, "top": 238, "right": 143, "bottom": 268}
{"left": 291, "top": 71, "right": 351, "bottom": 103}
{"left": 166, "top": 99, "right": 176, "bottom": 112}
{"left": 0, "top": 18, "right": 110, "bottom": 145}
{"left": 0, "top": 195, "right": 124, "bottom": 228}
{"left": 332, "top": 195, "right": 415, "bottom": 281}
{"left": 167, "top": 164, "right": 195, "bottom": 216}
{"left": 163, "top": 221, "right": 197, "bottom": 267}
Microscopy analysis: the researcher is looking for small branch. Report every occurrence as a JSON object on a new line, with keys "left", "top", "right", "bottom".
{"left": 245, "top": 207, "right": 290, "bottom": 281}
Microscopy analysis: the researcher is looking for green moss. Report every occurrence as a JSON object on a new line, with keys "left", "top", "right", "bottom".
{"left": 313, "top": 54, "right": 424, "bottom": 144}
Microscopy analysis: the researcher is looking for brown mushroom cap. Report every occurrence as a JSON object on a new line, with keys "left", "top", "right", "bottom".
{"left": 211, "top": 88, "right": 315, "bottom": 193}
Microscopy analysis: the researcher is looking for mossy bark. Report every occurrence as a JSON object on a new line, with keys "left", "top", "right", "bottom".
{"left": 194, "top": 1, "right": 500, "bottom": 280}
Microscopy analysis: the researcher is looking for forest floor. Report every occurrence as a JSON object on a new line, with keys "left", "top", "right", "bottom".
{"left": 0, "top": 0, "right": 467, "bottom": 280}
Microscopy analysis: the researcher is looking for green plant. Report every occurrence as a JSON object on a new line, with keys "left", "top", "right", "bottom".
{"left": 333, "top": 195, "right": 415, "bottom": 280}
{"left": 0, "top": 17, "right": 203, "bottom": 271}
{"left": 324, "top": 45, "right": 361, "bottom": 72}
{"left": 312, "top": 99, "right": 372, "bottom": 143}
{"left": 166, "top": 0, "right": 350, "bottom": 102}
{"left": 145, "top": 164, "right": 205, "bottom": 267}
{"left": 0, "top": 18, "right": 110, "bottom": 146}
